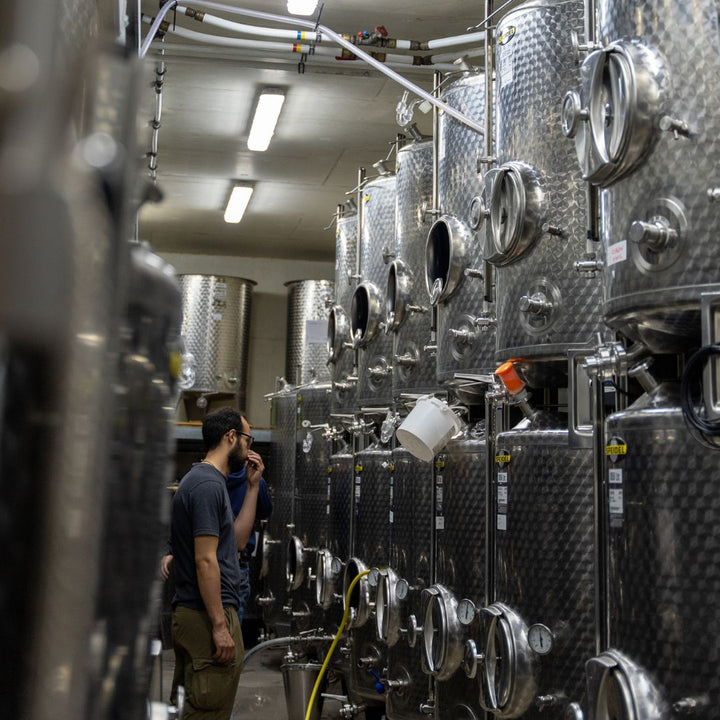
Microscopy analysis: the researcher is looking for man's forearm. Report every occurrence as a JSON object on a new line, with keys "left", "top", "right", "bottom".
{"left": 196, "top": 556, "right": 226, "bottom": 628}
{"left": 234, "top": 484, "right": 260, "bottom": 550}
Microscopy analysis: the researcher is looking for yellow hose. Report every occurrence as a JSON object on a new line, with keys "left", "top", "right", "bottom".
{"left": 303, "top": 568, "right": 371, "bottom": 720}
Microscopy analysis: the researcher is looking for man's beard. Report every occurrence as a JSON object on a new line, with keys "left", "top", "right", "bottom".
{"left": 228, "top": 444, "right": 246, "bottom": 474}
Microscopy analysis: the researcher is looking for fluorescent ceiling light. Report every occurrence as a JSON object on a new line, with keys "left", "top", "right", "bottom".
{"left": 224, "top": 184, "right": 254, "bottom": 223}
{"left": 286, "top": 0, "right": 318, "bottom": 16}
{"left": 247, "top": 89, "right": 285, "bottom": 152}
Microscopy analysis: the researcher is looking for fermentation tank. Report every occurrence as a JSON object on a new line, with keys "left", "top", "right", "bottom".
{"left": 285, "top": 279, "right": 334, "bottom": 386}
{"left": 178, "top": 274, "right": 254, "bottom": 407}
{"left": 583, "top": 380, "right": 720, "bottom": 719}
{"left": 388, "top": 140, "right": 436, "bottom": 397}
{"left": 480, "top": 413, "right": 595, "bottom": 720}
{"left": 328, "top": 210, "right": 359, "bottom": 412}
{"left": 562, "top": 0, "right": 720, "bottom": 352}
{"left": 343, "top": 440, "right": 393, "bottom": 703}
{"left": 423, "top": 425, "right": 487, "bottom": 720}
{"left": 489, "top": 0, "right": 602, "bottom": 363}
{"left": 376, "top": 445, "right": 434, "bottom": 720}
{"left": 425, "top": 72, "right": 495, "bottom": 386}
{"left": 352, "top": 173, "right": 397, "bottom": 406}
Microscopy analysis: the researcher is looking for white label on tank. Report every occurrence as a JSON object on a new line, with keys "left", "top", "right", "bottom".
{"left": 497, "top": 514, "right": 507, "bottom": 531}
{"left": 389, "top": 510, "right": 394, "bottom": 523}
{"left": 213, "top": 312, "right": 223, "bottom": 321}
{"left": 608, "top": 468, "right": 623, "bottom": 515}
{"left": 436, "top": 485, "right": 443, "bottom": 504}
{"left": 438, "top": 132, "right": 446, "bottom": 164}
{"left": 436, "top": 515, "right": 445, "bottom": 530}
{"left": 607, "top": 241, "right": 627, "bottom": 266}
{"left": 305, "top": 319, "right": 326, "bottom": 345}
{"left": 499, "top": 54, "right": 513, "bottom": 86}
{"left": 497, "top": 485, "right": 508, "bottom": 505}
{"left": 214, "top": 282, "right": 227, "bottom": 299}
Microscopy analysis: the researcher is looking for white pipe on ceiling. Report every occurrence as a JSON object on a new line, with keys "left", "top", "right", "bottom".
{"left": 140, "top": 0, "right": 485, "bottom": 136}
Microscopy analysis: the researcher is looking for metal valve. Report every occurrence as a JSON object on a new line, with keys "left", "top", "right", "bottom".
{"left": 394, "top": 353, "right": 418, "bottom": 367}
{"left": 419, "top": 699, "right": 436, "bottom": 715}
{"left": 574, "top": 258, "right": 604, "bottom": 276}
{"left": 519, "top": 292, "right": 553, "bottom": 317}
{"left": 464, "top": 267, "right": 484, "bottom": 279}
{"left": 535, "top": 695, "right": 559, "bottom": 711}
{"left": 708, "top": 188, "right": 720, "bottom": 202}
{"left": 628, "top": 218, "right": 677, "bottom": 250}
{"left": 339, "top": 644, "right": 352, "bottom": 658}
{"left": 473, "top": 315, "right": 497, "bottom": 330}
{"left": 542, "top": 222, "right": 565, "bottom": 238}
{"left": 406, "top": 304, "right": 428, "bottom": 314}
{"left": 659, "top": 115, "right": 691, "bottom": 139}
{"left": 448, "top": 327, "right": 477, "bottom": 345}
{"left": 282, "top": 601, "right": 293, "bottom": 615}
{"left": 423, "top": 343, "right": 437, "bottom": 356}
{"left": 401, "top": 614, "right": 423, "bottom": 647}
{"left": 419, "top": 200, "right": 441, "bottom": 224}
{"left": 561, "top": 91, "right": 589, "bottom": 138}
{"left": 368, "top": 363, "right": 392, "bottom": 378}
{"left": 339, "top": 702, "right": 366, "bottom": 718}
{"left": 385, "top": 678, "right": 410, "bottom": 693}
{"left": 256, "top": 594, "right": 274, "bottom": 607}
{"left": 357, "top": 654, "right": 380, "bottom": 669}
{"left": 382, "top": 246, "right": 396, "bottom": 264}
{"left": 673, "top": 696, "right": 710, "bottom": 714}
{"left": 569, "top": 30, "right": 602, "bottom": 64}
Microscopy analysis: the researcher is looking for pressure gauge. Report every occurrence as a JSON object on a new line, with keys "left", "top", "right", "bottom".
{"left": 396, "top": 578, "right": 409, "bottom": 600}
{"left": 368, "top": 568, "right": 380, "bottom": 587}
{"left": 331, "top": 557, "right": 343, "bottom": 576}
{"left": 527, "top": 623, "right": 554, "bottom": 655}
{"left": 458, "top": 598, "right": 477, "bottom": 626}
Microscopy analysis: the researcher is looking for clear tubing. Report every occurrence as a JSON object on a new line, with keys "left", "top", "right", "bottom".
{"left": 143, "top": 16, "right": 463, "bottom": 71}
{"left": 141, "top": 1, "right": 485, "bottom": 136}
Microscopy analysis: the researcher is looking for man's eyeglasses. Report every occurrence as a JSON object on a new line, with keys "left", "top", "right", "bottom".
{"left": 235, "top": 430, "right": 254, "bottom": 447}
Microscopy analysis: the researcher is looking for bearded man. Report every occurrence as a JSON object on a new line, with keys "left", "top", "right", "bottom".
{"left": 169, "top": 407, "right": 264, "bottom": 720}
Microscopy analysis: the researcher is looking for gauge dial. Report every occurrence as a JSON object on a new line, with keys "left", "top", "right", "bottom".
{"left": 331, "top": 557, "right": 343, "bottom": 575}
{"left": 458, "top": 598, "right": 477, "bottom": 626}
{"left": 396, "top": 579, "right": 409, "bottom": 600}
{"left": 527, "top": 623, "right": 554, "bottom": 655}
{"left": 368, "top": 568, "right": 380, "bottom": 587}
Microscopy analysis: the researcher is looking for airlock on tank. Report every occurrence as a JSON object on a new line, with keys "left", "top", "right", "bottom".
{"left": 474, "top": 362, "right": 595, "bottom": 720}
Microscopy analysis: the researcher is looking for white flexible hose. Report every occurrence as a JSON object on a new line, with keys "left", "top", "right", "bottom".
{"left": 140, "top": 0, "right": 484, "bottom": 136}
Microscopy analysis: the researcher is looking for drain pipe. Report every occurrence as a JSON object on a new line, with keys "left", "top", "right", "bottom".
{"left": 141, "top": 1, "right": 485, "bottom": 136}
{"left": 244, "top": 633, "right": 335, "bottom": 662}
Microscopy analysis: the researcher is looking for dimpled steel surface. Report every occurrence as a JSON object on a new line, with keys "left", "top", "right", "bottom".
{"left": 285, "top": 280, "right": 334, "bottom": 385}
{"left": 393, "top": 141, "right": 436, "bottom": 396}
{"left": 597, "top": 0, "right": 720, "bottom": 352}
{"left": 264, "top": 393, "right": 297, "bottom": 625}
{"left": 387, "top": 447, "right": 434, "bottom": 720}
{"left": 605, "top": 386, "right": 720, "bottom": 712}
{"left": 494, "top": 0, "right": 604, "bottom": 360}
{"left": 494, "top": 420, "right": 595, "bottom": 720}
{"left": 336, "top": 213, "right": 359, "bottom": 310}
{"left": 436, "top": 74, "right": 496, "bottom": 382}
{"left": 178, "top": 275, "right": 253, "bottom": 403}
{"left": 350, "top": 445, "right": 393, "bottom": 699}
{"left": 435, "top": 430, "right": 487, "bottom": 720}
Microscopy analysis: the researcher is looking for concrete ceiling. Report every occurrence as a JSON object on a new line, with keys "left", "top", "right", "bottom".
{"left": 136, "top": 0, "right": 515, "bottom": 262}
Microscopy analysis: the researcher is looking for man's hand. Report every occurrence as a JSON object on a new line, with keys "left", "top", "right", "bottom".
{"left": 212, "top": 623, "right": 236, "bottom": 665}
{"left": 245, "top": 450, "right": 264, "bottom": 487}
{"left": 160, "top": 553, "right": 174, "bottom": 581}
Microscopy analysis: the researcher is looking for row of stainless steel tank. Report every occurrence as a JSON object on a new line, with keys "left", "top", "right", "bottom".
{"left": 260, "top": 2, "right": 720, "bottom": 720}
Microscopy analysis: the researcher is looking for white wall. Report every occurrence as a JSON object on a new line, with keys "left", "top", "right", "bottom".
{"left": 161, "top": 253, "right": 334, "bottom": 428}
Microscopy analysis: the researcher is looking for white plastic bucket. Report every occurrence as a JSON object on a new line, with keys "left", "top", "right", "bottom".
{"left": 395, "top": 395, "right": 464, "bottom": 462}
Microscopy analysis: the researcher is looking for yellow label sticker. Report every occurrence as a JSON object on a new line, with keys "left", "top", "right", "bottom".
{"left": 605, "top": 444, "right": 627, "bottom": 456}
{"left": 498, "top": 26, "right": 516, "bottom": 45}
{"left": 354, "top": 464, "right": 363, "bottom": 472}
{"left": 495, "top": 454, "right": 511, "bottom": 464}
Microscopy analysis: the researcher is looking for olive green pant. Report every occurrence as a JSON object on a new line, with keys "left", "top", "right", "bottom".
{"left": 171, "top": 605, "right": 244, "bottom": 720}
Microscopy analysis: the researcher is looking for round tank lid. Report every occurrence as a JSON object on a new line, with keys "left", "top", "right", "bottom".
{"left": 495, "top": 362, "right": 525, "bottom": 395}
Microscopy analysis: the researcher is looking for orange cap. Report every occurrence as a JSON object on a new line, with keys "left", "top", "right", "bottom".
{"left": 495, "top": 361, "right": 525, "bottom": 395}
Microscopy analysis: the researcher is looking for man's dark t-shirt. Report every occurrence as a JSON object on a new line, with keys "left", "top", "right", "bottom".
{"left": 170, "top": 463, "right": 242, "bottom": 610}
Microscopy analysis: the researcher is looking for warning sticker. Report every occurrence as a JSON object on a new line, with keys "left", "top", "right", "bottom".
{"left": 497, "top": 514, "right": 507, "bottom": 531}
{"left": 609, "top": 468, "right": 623, "bottom": 516}
{"left": 607, "top": 241, "right": 628, "bottom": 266}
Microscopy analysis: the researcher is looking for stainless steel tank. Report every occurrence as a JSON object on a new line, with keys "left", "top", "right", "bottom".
{"left": 285, "top": 279, "right": 334, "bottom": 386}
{"left": 583, "top": 382, "right": 720, "bottom": 719}
{"left": 329, "top": 211, "right": 359, "bottom": 413}
{"left": 260, "top": 390, "right": 298, "bottom": 629}
{"left": 388, "top": 140, "right": 436, "bottom": 397}
{"left": 562, "top": 0, "right": 720, "bottom": 352}
{"left": 489, "top": 0, "right": 603, "bottom": 363}
{"left": 344, "top": 441, "right": 393, "bottom": 703}
{"left": 178, "top": 274, "right": 254, "bottom": 406}
{"left": 423, "top": 425, "right": 487, "bottom": 720}
{"left": 353, "top": 173, "right": 397, "bottom": 406}
{"left": 376, "top": 445, "right": 434, "bottom": 720}
{"left": 285, "top": 385, "right": 332, "bottom": 632}
{"left": 479, "top": 414, "right": 595, "bottom": 720}
{"left": 426, "top": 72, "right": 495, "bottom": 386}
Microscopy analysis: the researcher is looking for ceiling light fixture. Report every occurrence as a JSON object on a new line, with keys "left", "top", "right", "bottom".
{"left": 247, "top": 88, "right": 286, "bottom": 152}
{"left": 286, "top": 0, "right": 318, "bottom": 16}
{"left": 224, "top": 184, "right": 254, "bottom": 223}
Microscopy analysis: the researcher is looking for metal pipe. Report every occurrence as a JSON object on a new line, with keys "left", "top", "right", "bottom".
{"left": 243, "top": 634, "right": 335, "bottom": 662}
{"left": 141, "top": 1, "right": 485, "bottom": 135}
{"left": 584, "top": 0, "right": 596, "bottom": 45}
